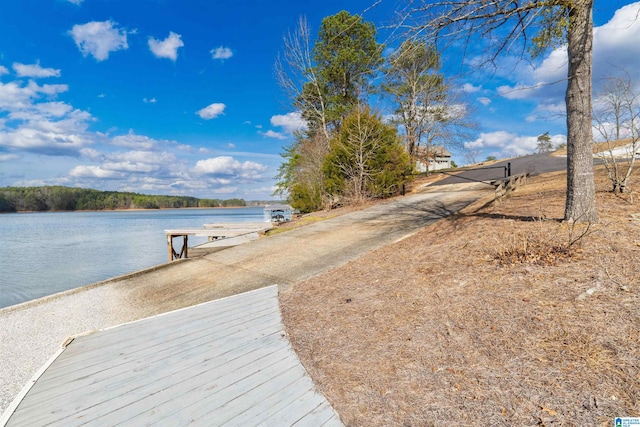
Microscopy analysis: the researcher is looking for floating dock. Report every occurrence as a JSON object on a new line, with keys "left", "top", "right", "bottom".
{"left": 165, "top": 222, "right": 272, "bottom": 261}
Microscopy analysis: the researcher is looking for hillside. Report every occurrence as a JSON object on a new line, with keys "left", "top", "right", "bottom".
{"left": 281, "top": 165, "right": 640, "bottom": 426}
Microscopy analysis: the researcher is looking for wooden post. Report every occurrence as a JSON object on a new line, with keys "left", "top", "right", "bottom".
{"left": 167, "top": 235, "right": 174, "bottom": 262}
{"left": 183, "top": 235, "right": 188, "bottom": 259}
{"left": 494, "top": 181, "right": 504, "bottom": 203}
{"left": 505, "top": 177, "right": 513, "bottom": 196}
{"left": 167, "top": 234, "right": 189, "bottom": 262}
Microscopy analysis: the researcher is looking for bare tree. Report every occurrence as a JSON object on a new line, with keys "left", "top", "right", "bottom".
{"left": 401, "top": 0, "right": 598, "bottom": 223}
{"left": 416, "top": 94, "right": 475, "bottom": 173}
{"left": 383, "top": 39, "right": 445, "bottom": 158}
{"left": 383, "top": 40, "right": 474, "bottom": 173}
{"left": 274, "top": 16, "right": 331, "bottom": 144}
{"left": 463, "top": 147, "right": 481, "bottom": 165}
{"left": 593, "top": 72, "right": 640, "bottom": 196}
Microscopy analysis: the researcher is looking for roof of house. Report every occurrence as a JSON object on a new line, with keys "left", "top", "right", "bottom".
{"left": 263, "top": 204, "right": 293, "bottom": 212}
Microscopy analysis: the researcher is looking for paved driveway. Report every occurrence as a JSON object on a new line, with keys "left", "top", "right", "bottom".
{"left": 435, "top": 153, "right": 568, "bottom": 185}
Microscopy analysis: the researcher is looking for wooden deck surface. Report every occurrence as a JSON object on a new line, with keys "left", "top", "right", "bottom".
{"left": 165, "top": 227, "right": 266, "bottom": 237}
{"left": 3, "top": 286, "right": 342, "bottom": 427}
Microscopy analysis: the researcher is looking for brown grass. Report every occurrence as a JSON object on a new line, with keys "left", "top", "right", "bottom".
{"left": 280, "top": 165, "right": 640, "bottom": 426}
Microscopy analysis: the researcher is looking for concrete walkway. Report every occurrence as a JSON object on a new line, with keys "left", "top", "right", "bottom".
{"left": 0, "top": 182, "right": 491, "bottom": 416}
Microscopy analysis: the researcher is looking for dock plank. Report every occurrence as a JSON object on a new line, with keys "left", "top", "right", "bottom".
{"left": 24, "top": 296, "right": 280, "bottom": 388}
{"left": 4, "top": 285, "right": 342, "bottom": 427}
{"left": 41, "top": 299, "right": 279, "bottom": 375}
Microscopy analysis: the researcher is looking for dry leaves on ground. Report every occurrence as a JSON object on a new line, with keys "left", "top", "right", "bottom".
{"left": 280, "top": 167, "right": 640, "bottom": 426}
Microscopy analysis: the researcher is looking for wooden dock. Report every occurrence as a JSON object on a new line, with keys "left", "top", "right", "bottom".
{"left": 2, "top": 285, "right": 342, "bottom": 427}
{"left": 165, "top": 222, "right": 272, "bottom": 261}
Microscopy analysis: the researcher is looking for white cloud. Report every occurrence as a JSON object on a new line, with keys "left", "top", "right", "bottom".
{"left": 0, "top": 59, "right": 278, "bottom": 199}
{"left": 9, "top": 101, "right": 73, "bottom": 120}
{"left": 0, "top": 65, "right": 8, "bottom": 75}
{"left": 0, "top": 126, "right": 87, "bottom": 156}
{"left": 497, "top": 83, "right": 538, "bottom": 100}
{"left": 0, "top": 153, "right": 20, "bottom": 162}
{"left": 211, "top": 46, "right": 233, "bottom": 60}
{"left": 13, "top": 62, "right": 61, "bottom": 78}
{"left": 66, "top": 0, "right": 83, "bottom": 4}
{"left": 0, "top": 80, "right": 68, "bottom": 111}
{"left": 193, "top": 156, "right": 268, "bottom": 181}
{"left": 531, "top": 46, "right": 568, "bottom": 84}
{"left": 80, "top": 148, "right": 103, "bottom": 160}
{"left": 262, "top": 111, "right": 306, "bottom": 139}
{"left": 35, "top": 82, "right": 69, "bottom": 97}
{"left": 270, "top": 111, "right": 306, "bottom": 134}
{"left": 496, "top": 3, "right": 640, "bottom": 103}
{"left": 102, "top": 161, "right": 159, "bottom": 173}
{"left": 69, "top": 165, "right": 122, "bottom": 179}
{"left": 107, "top": 150, "right": 176, "bottom": 165}
{"left": 35, "top": 101, "right": 73, "bottom": 117}
{"left": 464, "top": 130, "right": 566, "bottom": 158}
{"left": 593, "top": 2, "right": 640, "bottom": 75}
{"left": 197, "top": 103, "right": 226, "bottom": 119}
{"left": 477, "top": 97, "right": 491, "bottom": 106}
{"left": 111, "top": 131, "right": 159, "bottom": 150}
{"left": 69, "top": 20, "right": 129, "bottom": 61}
{"left": 143, "top": 97, "right": 157, "bottom": 103}
{"left": 148, "top": 32, "right": 184, "bottom": 61}
{"left": 0, "top": 74, "right": 94, "bottom": 157}
{"left": 260, "top": 130, "right": 287, "bottom": 140}
{"left": 462, "top": 83, "right": 482, "bottom": 93}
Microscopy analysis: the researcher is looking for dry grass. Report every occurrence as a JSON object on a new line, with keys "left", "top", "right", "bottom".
{"left": 280, "top": 165, "right": 640, "bottom": 426}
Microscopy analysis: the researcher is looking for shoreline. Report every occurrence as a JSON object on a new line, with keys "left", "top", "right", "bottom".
{"left": 0, "top": 258, "right": 189, "bottom": 315}
{"left": 0, "top": 205, "right": 264, "bottom": 215}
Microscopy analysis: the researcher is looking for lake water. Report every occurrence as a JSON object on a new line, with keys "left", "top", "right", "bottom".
{"left": 0, "top": 207, "right": 265, "bottom": 309}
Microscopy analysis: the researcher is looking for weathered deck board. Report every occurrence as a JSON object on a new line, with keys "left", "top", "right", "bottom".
{"left": 22, "top": 296, "right": 280, "bottom": 389}
{"left": 203, "top": 222, "right": 270, "bottom": 229}
{"left": 4, "top": 285, "right": 342, "bottom": 427}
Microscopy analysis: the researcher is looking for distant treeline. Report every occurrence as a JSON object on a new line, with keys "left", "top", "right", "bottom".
{"left": 0, "top": 186, "right": 247, "bottom": 212}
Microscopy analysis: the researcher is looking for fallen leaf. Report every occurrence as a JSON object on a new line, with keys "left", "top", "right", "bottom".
{"left": 540, "top": 406, "right": 557, "bottom": 416}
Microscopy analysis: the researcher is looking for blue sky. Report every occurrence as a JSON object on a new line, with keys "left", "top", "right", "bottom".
{"left": 0, "top": 0, "right": 638, "bottom": 200}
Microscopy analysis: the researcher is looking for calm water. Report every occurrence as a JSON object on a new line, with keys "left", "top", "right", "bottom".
{"left": 0, "top": 207, "right": 265, "bottom": 309}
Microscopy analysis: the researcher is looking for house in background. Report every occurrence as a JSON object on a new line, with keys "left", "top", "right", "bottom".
{"left": 414, "top": 145, "right": 452, "bottom": 173}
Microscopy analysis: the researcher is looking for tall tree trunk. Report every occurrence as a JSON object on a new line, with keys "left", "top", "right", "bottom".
{"left": 564, "top": 0, "right": 598, "bottom": 223}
